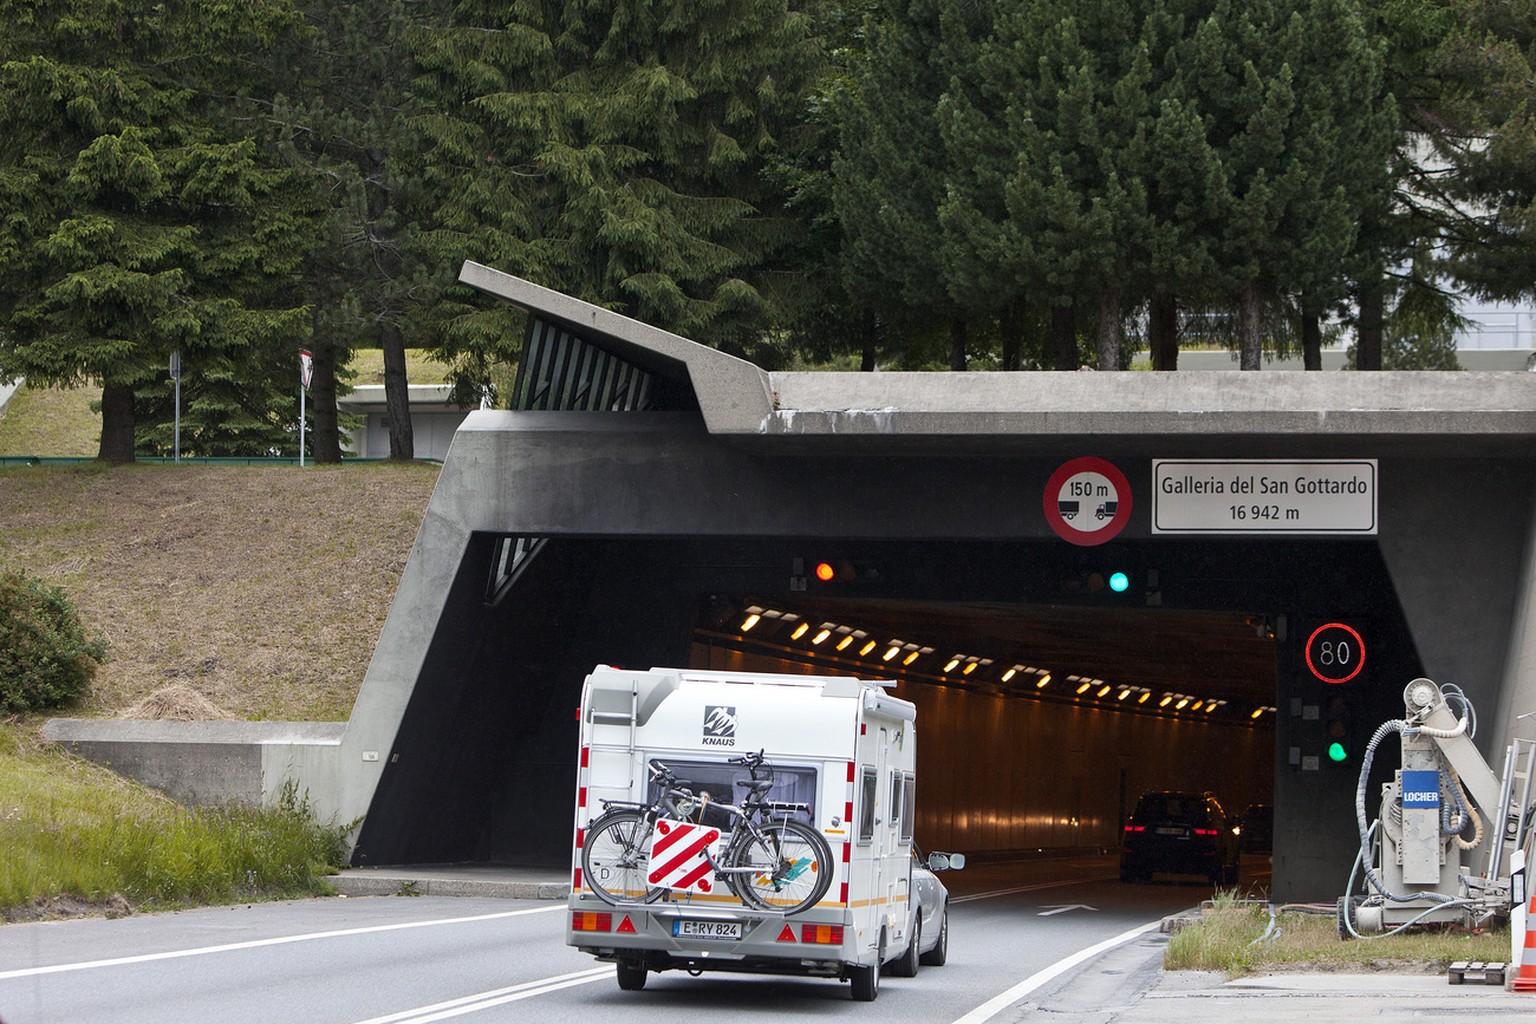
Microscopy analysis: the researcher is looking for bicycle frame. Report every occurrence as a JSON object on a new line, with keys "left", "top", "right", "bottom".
{"left": 592, "top": 767, "right": 801, "bottom": 884}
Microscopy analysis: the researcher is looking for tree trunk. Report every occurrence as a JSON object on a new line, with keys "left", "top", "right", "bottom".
{"left": 1000, "top": 301, "right": 1023, "bottom": 371}
{"left": 381, "top": 321, "right": 414, "bottom": 459}
{"left": 1301, "top": 297, "right": 1323, "bottom": 371}
{"left": 97, "top": 381, "right": 137, "bottom": 464}
{"left": 858, "top": 309, "right": 877, "bottom": 372}
{"left": 1049, "top": 302, "right": 1077, "bottom": 370}
{"left": 1097, "top": 286, "right": 1122, "bottom": 370}
{"left": 949, "top": 318, "right": 967, "bottom": 371}
{"left": 1150, "top": 292, "right": 1178, "bottom": 371}
{"left": 1356, "top": 280, "right": 1385, "bottom": 370}
{"left": 310, "top": 344, "right": 343, "bottom": 463}
{"left": 1239, "top": 281, "right": 1262, "bottom": 370}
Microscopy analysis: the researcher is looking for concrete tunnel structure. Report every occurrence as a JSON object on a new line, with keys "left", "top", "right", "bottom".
{"left": 45, "top": 260, "right": 1536, "bottom": 904}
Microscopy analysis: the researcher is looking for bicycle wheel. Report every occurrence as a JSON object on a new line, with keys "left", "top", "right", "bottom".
{"left": 582, "top": 810, "right": 666, "bottom": 905}
{"left": 727, "top": 820, "right": 833, "bottom": 914}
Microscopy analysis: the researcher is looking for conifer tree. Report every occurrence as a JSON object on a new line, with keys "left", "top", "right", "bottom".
{"left": 836, "top": 0, "right": 987, "bottom": 369}
{"left": 272, "top": 2, "right": 438, "bottom": 460}
{"left": 1184, "top": 0, "right": 1394, "bottom": 369}
{"left": 0, "top": 0, "right": 311, "bottom": 461}
{"left": 410, "top": 0, "right": 820, "bottom": 378}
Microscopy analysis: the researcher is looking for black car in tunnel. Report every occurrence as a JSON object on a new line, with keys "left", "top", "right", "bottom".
{"left": 1120, "top": 790, "right": 1240, "bottom": 885}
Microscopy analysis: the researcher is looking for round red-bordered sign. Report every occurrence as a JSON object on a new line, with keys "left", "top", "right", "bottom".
{"left": 1305, "top": 622, "right": 1365, "bottom": 684}
{"left": 1043, "top": 457, "right": 1133, "bottom": 546}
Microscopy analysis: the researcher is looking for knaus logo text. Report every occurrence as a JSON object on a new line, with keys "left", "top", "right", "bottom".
{"left": 703, "top": 705, "right": 737, "bottom": 746}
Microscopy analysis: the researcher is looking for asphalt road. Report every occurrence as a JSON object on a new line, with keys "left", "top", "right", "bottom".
{"left": 0, "top": 854, "right": 1248, "bottom": 1024}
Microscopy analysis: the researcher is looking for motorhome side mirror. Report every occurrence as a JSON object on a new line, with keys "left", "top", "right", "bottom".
{"left": 928, "top": 852, "right": 965, "bottom": 871}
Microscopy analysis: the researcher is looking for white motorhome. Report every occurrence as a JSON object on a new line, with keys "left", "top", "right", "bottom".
{"left": 566, "top": 665, "right": 960, "bottom": 1000}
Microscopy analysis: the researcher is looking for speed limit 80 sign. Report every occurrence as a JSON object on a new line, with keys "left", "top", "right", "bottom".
{"left": 1305, "top": 622, "right": 1365, "bottom": 685}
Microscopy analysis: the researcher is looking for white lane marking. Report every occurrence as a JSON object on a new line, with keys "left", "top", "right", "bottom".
{"left": 0, "top": 904, "right": 566, "bottom": 981}
{"left": 950, "top": 873, "right": 1118, "bottom": 903}
{"left": 350, "top": 968, "right": 611, "bottom": 1024}
{"left": 950, "top": 919, "right": 1161, "bottom": 1024}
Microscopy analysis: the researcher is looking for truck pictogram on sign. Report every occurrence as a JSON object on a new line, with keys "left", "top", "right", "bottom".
{"left": 1043, "top": 457, "right": 1133, "bottom": 547}
{"left": 647, "top": 819, "right": 722, "bottom": 894}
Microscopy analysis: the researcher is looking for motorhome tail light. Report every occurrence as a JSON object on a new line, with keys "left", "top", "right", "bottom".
{"left": 571, "top": 911, "right": 613, "bottom": 932}
{"left": 800, "top": 924, "right": 844, "bottom": 945}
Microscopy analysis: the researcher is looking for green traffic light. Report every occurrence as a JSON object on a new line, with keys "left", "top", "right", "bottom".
{"left": 1328, "top": 741, "right": 1349, "bottom": 763}
{"left": 1108, "top": 571, "right": 1129, "bottom": 593}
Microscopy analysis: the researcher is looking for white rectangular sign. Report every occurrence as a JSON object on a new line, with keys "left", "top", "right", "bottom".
{"left": 1153, "top": 459, "right": 1377, "bottom": 535}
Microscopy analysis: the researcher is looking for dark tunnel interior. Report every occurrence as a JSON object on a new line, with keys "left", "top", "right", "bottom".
{"left": 350, "top": 534, "right": 1420, "bottom": 893}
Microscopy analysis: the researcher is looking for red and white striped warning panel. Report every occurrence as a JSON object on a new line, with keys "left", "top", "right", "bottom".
{"left": 647, "top": 819, "right": 722, "bottom": 894}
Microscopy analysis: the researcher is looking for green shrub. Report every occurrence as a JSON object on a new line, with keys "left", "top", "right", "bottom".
{"left": 0, "top": 570, "right": 108, "bottom": 712}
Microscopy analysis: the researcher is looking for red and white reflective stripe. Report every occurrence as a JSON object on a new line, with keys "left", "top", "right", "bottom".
{"left": 839, "top": 761, "right": 856, "bottom": 906}
{"left": 647, "top": 820, "right": 721, "bottom": 894}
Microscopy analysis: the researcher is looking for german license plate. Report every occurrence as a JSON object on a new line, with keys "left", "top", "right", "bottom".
{"left": 1155, "top": 827, "right": 1185, "bottom": 836}
{"left": 673, "top": 919, "right": 742, "bottom": 940}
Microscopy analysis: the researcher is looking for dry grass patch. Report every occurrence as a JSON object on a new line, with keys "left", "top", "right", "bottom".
{"left": 0, "top": 461, "right": 438, "bottom": 721}
{"left": 1165, "top": 892, "right": 1511, "bottom": 976}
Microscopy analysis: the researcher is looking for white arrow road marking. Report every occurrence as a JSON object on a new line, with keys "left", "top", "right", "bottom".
{"left": 349, "top": 968, "right": 612, "bottom": 1024}
{"left": 1038, "top": 904, "right": 1098, "bottom": 917}
{"left": 0, "top": 904, "right": 566, "bottom": 981}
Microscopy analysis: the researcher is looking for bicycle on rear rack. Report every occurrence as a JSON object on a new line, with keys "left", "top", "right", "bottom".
{"left": 581, "top": 749, "right": 833, "bottom": 914}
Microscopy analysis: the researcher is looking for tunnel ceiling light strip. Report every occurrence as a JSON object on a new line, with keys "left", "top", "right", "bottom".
{"left": 720, "top": 600, "right": 1259, "bottom": 725}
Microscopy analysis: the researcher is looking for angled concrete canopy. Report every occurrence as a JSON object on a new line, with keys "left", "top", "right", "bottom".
{"left": 46, "top": 263, "right": 1536, "bottom": 903}
{"left": 463, "top": 261, "right": 1536, "bottom": 450}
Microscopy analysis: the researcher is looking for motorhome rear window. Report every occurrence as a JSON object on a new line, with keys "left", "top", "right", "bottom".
{"left": 648, "top": 757, "right": 818, "bottom": 829}
{"left": 858, "top": 768, "right": 877, "bottom": 842}
{"left": 899, "top": 774, "right": 916, "bottom": 842}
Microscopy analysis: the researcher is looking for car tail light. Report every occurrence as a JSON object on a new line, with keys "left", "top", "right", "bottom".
{"left": 800, "top": 924, "right": 845, "bottom": 944}
{"left": 572, "top": 911, "right": 613, "bottom": 932}
{"left": 1124, "top": 825, "right": 1145, "bottom": 832}
{"left": 1194, "top": 828, "right": 1218, "bottom": 836}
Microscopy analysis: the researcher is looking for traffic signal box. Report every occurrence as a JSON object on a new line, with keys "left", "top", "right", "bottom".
{"left": 1290, "top": 620, "right": 1367, "bottom": 771}
{"left": 792, "top": 557, "right": 886, "bottom": 592}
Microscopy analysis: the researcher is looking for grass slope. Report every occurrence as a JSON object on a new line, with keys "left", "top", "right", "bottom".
{"left": 0, "top": 462, "right": 439, "bottom": 721}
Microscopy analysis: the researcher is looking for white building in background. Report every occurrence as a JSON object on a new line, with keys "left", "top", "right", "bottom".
{"left": 338, "top": 384, "right": 473, "bottom": 462}
{"left": 1457, "top": 300, "right": 1536, "bottom": 364}
{"left": 1174, "top": 297, "right": 1536, "bottom": 371}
